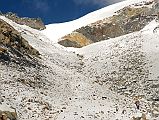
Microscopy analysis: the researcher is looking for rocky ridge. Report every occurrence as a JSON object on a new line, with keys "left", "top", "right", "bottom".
{"left": 0, "top": 18, "right": 40, "bottom": 66}
{"left": 0, "top": 12, "right": 46, "bottom": 30}
{"left": 59, "top": 0, "right": 159, "bottom": 48}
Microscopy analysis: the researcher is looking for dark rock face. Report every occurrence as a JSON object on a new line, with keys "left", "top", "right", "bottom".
{"left": 4, "top": 12, "right": 46, "bottom": 30}
{"left": 0, "top": 19, "right": 40, "bottom": 66}
{"left": 59, "top": 1, "right": 159, "bottom": 48}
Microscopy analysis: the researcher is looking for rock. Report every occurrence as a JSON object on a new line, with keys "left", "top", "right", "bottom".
{"left": 0, "top": 104, "right": 17, "bottom": 120}
{"left": 0, "top": 19, "right": 39, "bottom": 56}
{"left": 58, "top": 32, "right": 92, "bottom": 48}
{"left": 58, "top": 39, "right": 82, "bottom": 48}
{"left": 132, "top": 116, "right": 142, "bottom": 120}
{"left": 59, "top": 1, "right": 159, "bottom": 48}
{"left": 0, "top": 47, "right": 7, "bottom": 54}
{"left": 132, "top": 113, "right": 147, "bottom": 120}
{"left": 4, "top": 12, "right": 46, "bottom": 30}
{"left": 0, "top": 19, "right": 40, "bottom": 65}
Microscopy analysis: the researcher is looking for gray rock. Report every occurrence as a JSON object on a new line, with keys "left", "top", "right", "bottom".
{"left": 4, "top": 12, "right": 46, "bottom": 30}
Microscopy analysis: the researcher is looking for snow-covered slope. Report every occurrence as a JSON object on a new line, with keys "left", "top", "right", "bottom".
{"left": 1, "top": 15, "right": 159, "bottom": 120}
{"left": 1, "top": 0, "right": 159, "bottom": 120}
{"left": 76, "top": 20, "right": 159, "bottom": 98}
{"left": 42, "top": 0, "right": 153, "bottom": 43}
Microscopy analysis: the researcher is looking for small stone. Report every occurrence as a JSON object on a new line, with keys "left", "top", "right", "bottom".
{"left": 102, "top": 96, "right": 107, "bottom": 100}
{"left": 81, "top": 116, "right": 84, "bottom": 118}
{"left": 1, "top": 113, "right": 7, "bottom": 120}
{"left": 74, "top": 112, "right": 78, "bottom": 115}
{"left": 62, "top": 107, "right": 66, "bottom": 109}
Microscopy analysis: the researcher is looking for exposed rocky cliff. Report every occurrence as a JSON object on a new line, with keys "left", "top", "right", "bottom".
{"left": 58, "top": 32, "right": 92, "bottom": 48}
{"left": 0, "top": 19, "right": 40, "bottom": 66}
{"left": 3, "top": 12, "right": 45, "bottom": 30}
{"left": 59, "top": 0, "right": 159, "bottom": 48}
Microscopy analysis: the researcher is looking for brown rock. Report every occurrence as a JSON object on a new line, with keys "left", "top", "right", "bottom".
{"left": 0, "top": 104, "right": 17, "bottom": 120}
{"left": 0, "top": 18, "right": 40, "bottom": 63}
{"left": 0, "top": 47, "right": 7, "bottom": 54}
{"left": 1, "top": 113, "right": 7, "bottom": 120}
{"left": 131, "top": 113, "right": 147, "bottom": 120}
{"left": 58, "top": 32, "right": 92, "bottom": 48}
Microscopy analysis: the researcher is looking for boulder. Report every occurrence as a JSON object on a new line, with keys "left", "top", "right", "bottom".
{"left": 0, "top": 104, "right": 17, "bottom": 120}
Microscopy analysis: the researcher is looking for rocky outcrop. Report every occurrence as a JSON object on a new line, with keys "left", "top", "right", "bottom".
{"left": 0, "top": 104, "right": 17, "bottom": 120}
{"left": 4, "top": 12, "right": 45, "bottom": 30}
{"left": 59, "top": 32, "right": 92, "bottom": 48}
{"left": 0, "top": 19, "right": 40, "bottom": 65}
{"left": 59, "top": 0, "right": 159, "bottom": 48}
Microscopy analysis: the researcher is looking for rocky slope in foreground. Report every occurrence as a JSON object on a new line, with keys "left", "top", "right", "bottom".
{"left": 0, "top": 18, "right": 159, "bottom": 120}
{"left": 0, "top": 19, "right": 40, "bottom": 66}
{"left": 0, "top": 17, "right": 42, "bottom": 120}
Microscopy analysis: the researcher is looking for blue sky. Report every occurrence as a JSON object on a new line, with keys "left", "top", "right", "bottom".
{"left": 0, "top": 0, "right": 123, "bottom": 25}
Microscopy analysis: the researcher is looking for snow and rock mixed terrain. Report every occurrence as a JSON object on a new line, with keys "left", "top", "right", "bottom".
{"left": 0, "top": 0, "right": 159, "bottom": 120}
{"left": 42, "top": 0, "right": 158, "bottom": 45}
{"left": 58, "top": 0, "right": 159, "bottom": 48}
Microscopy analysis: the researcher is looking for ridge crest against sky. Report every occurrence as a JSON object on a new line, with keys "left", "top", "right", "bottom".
{"left": 73, "top": 0, "right": 124, "bottom": 6}
{"left": 0, "top": 0, "right": 124, "bottom": 24}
